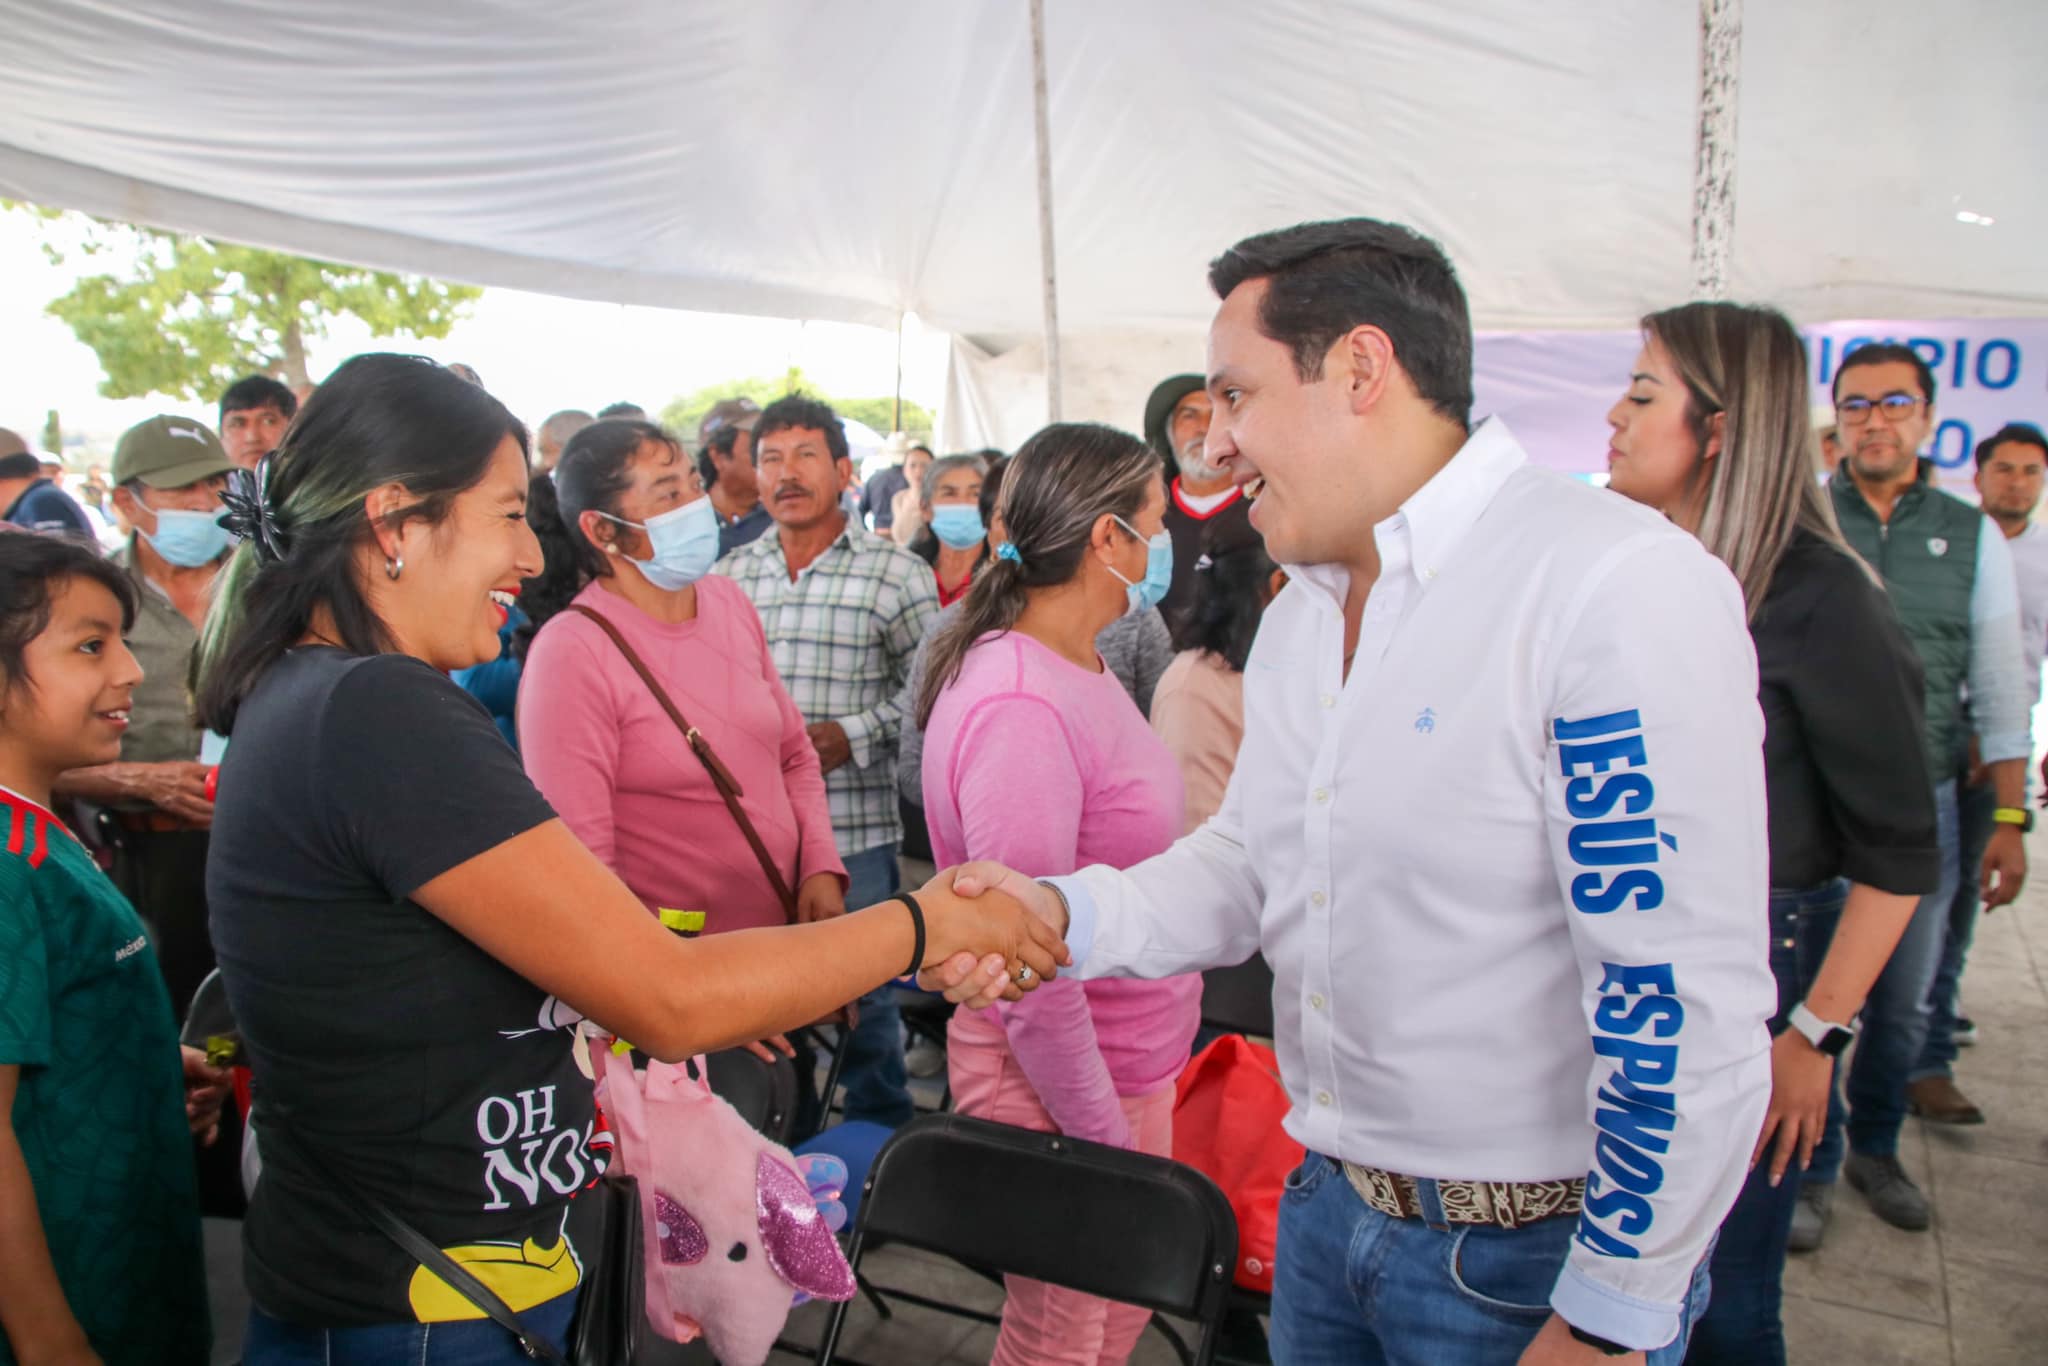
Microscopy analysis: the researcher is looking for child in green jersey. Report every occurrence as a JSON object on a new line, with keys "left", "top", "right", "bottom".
{"left": 0, "top": 533, "right": 228, "bottom": 1365}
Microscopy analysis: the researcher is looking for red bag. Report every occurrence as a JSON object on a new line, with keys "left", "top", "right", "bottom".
{"left": 1171, "top": 1034, "right": 1305, "bottom": 1293}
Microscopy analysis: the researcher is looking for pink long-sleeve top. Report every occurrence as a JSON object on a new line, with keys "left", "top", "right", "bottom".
{"left": 924, "top": 630, "right": 1199, "bottom": 1149}
{"left": 519, "top": 576, "right": 846, "bottom": 932}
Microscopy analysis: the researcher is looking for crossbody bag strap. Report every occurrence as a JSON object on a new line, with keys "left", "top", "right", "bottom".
{"left": 276, "top": 1118, "right": 569, "bottom": 1365}
{"left": 565, "top": 604, "right": 800, "bottom": 922}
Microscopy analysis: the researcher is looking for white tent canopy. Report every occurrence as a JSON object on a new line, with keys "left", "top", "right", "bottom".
{"left": 3, "top": 0, "right": 2045, "bottom": 447}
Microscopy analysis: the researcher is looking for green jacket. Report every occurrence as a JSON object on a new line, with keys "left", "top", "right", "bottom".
{"left": 1829, "top": 467, "right": 1980, "bottom": 773}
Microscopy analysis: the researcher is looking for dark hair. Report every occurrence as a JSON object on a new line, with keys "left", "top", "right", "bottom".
{"left": 0, "top": 452, "right": 43, "bottom": 481}
{"left": 194, "top": 353, "right": 528, "bottom": 732}
{"left": 705, "top": 423, "right": 745, "bottom": 461}
{"left": 910, "top": 443, "right": 935, "bottom": 459}
{"left": 524, "top": 420, "right": 682, "bottom": 630}
{"left": 1184, "top": 519, "right": 1279, "bottom": 673}
{"left": 1975, "top": 422, "right": 2048, "bottom": 469}
{"left": 916, "top": 425, "right": 1158, "bottom": 728}
{"left": 1831, "top": 342, "right": 1937, "bottom": 404}
{"left": 512, "top": 471, "right": 576, "bottom": 662}
{"left": 596, "top": 402, "right": 645, "bottom": 420}
{"left": 218, "top": 374, "right": 299, "bottom": 424}
{"left": 0, "top": 532, "right": 137, "bottom": 697}
{"left": 1208, "top": 218, "right": 1474, "bottom": 427}
{"left": 753, "top": 395, "right": 848, "bottom": 466}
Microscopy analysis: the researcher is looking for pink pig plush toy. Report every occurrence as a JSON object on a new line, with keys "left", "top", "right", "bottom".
{"left": 593, "top": 1048, "right": 855, "bottom": 1364}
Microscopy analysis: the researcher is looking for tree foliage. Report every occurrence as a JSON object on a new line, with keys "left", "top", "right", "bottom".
{"left": 658, "top": 366, "right": 935, "bottom": 450}
{"left": 15, "top": 204, "right": 480, "bottom": 402}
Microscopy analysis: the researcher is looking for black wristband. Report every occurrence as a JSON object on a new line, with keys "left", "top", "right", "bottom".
{"left": 1566, "top": 1324, "right": 1632, "bottom": 1356}
{"left": 893, "top": 893, "right": 925, "bottom": 979}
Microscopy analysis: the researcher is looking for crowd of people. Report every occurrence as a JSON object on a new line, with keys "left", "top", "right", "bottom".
{"left": 1, "top": 213, "right": 2044, "bottom": 1366}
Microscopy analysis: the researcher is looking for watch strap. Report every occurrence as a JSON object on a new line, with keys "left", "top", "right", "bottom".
{"left": 1790, "top": 1001, "right": 1855, "bottom": 1053}
{"left": 1567, "top": 1323, "right": 1633, "bottom": 1356}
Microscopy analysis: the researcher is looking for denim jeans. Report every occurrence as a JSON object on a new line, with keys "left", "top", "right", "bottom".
{"left": 244, "top": 1289, "right": 577, "bottom": 1364}
{"left": 1807, "top": 780, "right": 1960, "bottom": 1183}
{"left": 1268, "top": 1155, "right": 1709, "bottom": 1365}
{"left": 1913, "top": 776, "right": 1996, "bottom": 1083}
{"left": 1686, "top": 880, "right": 1846, "bottom": 1366}
{"left": 835, "top": 843, "right": 913, "bottom": 1128}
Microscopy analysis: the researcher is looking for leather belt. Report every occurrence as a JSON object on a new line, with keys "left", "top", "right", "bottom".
{"left": 1343, "top": 1162, "right": 1585, "bottom": 1230}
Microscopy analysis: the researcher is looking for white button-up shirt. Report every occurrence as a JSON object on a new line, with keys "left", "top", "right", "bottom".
{"left": 1055, "top": 419, "right": 1772, "bottom": 1350}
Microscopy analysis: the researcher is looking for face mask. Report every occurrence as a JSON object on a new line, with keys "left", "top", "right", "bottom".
{"left": 602, "top": 495, "right": 720, "bottom": 591}
{"left": 1108, "top": 515, "right": 1174, "bottom": 616}
{"left": 139, "top": 505, "right": 232, "bottom": 567}
{"left": 930, "top": 504, "right": 986, "bottom": 549}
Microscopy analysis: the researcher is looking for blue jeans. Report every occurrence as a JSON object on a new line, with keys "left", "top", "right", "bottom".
{"left": 836, "top": 843, "right": 912, "bottom": 1128}
{"left": 1269, "top": 1155, "right": 1709, "bottom": 1365}
{"left": 1913, "top": 775, "right": 1996, "bottom": 1082}
{"left": 1808, "top": 780, "right": 1960, "bottom": 1183}
{"left": 1687, "top": 880, "right": 1846, "bottom": 1366}
{"left": 244, "top": 1289, "right": 576, "bottom": 1364}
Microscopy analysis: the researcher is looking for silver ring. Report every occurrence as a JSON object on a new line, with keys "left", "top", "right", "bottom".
{"left": 1015, "top": 965, "right": 1034, "bottom": 985}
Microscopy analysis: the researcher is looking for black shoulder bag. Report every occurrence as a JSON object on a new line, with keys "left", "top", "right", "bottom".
{"left": 282, "top": 1116, "right": 642, "bottom": 1364}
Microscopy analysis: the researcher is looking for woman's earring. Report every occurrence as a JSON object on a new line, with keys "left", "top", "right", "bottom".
{"left": 384, "top": 555, "right": 404, "bottom": 581}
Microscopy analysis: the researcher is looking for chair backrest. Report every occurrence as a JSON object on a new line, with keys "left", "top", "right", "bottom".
{"left": 1200, "top": 953, "right": 1275, "bottom": 1039}
{"left": 702, "top": 1048, "right": 799, "bottom": 1144}
{"left": 855, "top": 1114, "right": 1237, "bottom": 1336}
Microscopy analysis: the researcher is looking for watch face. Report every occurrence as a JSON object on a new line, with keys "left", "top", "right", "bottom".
{"left": 1818, "top": 1027, "right": 1854, "bottom": 1057}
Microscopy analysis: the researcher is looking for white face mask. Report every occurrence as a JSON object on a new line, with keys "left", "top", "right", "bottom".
{"left": 600, "top": 495, "right": 720, "bottom": 590}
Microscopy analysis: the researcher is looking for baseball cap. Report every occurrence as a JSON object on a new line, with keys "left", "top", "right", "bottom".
{"left": 698, "top": 398, "right": 763, "bottom": 447}
{"left": 112, "top": 415, "right": 234, "bottom": 489}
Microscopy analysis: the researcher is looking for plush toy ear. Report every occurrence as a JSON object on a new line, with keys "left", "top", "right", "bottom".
{"left": 756, "top": 1152, "right": 856, "bottom": 1302}
{"left": 652, "top": 1189, "right": 709, "bottom": 1266}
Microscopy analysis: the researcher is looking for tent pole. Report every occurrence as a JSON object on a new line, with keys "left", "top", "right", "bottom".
{"left": 1028, "top": 0, "right": 1063, "bottom": 421}
{"left": 893, "top": 310, "right": 905, "bottom": 434}
{"left": 1691, "top": 0, "right": 1742, "bottom": 299}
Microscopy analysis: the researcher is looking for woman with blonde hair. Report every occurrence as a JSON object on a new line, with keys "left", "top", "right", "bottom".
{"left": 1604, "top": 303, "right": 1938, "bottom": 1366}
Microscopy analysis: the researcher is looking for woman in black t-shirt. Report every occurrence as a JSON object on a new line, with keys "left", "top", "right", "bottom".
{"left": 195, "top": 355, "right": 1065, "bottom": 1362}
{"left": 1604, "top": 303, "right": 1939, "bottom": 1366}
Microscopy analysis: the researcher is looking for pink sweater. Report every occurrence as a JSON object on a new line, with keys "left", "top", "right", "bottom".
{"left": 924, "top": 631, "right": 1199, "bottom": 1148}
{"left": 519, "top": 576, "right": 845, "bottom": 932}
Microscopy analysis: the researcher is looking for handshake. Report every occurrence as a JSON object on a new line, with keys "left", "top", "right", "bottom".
{"left": 907, "top": 862, "right": 1076, "bottom": 1009}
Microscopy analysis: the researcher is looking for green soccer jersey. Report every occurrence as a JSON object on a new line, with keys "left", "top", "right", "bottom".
{"left": 0, "top": 786, "right": 208, "bottom": 1365}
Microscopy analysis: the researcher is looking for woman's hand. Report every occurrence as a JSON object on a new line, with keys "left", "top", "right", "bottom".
{"left": 180, "top": 1045, "right": 231, "bottom": 1146}
{"left": 1751, "top": 1029, "right": 1833, "bottom": 1185}
{"left": 915, "top": 867, "right": 1069, "bottom": 994}
{"left": 797, "top": 872, "right": 847, "bottom": 924}
{"left": 740, "top": 1033, "right": 798, "bottom": 1064}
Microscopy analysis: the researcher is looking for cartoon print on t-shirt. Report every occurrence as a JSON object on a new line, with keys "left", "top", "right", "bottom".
{"left": 407, "top": 1207, "right": 584, "bottom": 1320}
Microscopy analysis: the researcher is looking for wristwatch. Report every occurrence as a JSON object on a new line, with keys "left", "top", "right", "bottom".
{"left": 1992, "top": 806, "right": 2035, "bottom": 833}
{"left": 1567, "top": 1324, "right": 1633, "bottom": 1356}
{"left": 1789, "top": 1002, "right": 1857, "bottom": 1056}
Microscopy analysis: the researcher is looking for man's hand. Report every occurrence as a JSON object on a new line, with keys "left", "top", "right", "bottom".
{"left": 1981, "top": 825, "right": 2027, "bottom": 909}
{"left": 1752, "top": 1029, "right": 1831, "bottom": 1185}
{"left": 1517, "top": 1314, "right": 1644, "bottom": 1366}
{"left": 180, "top": 1045, "right": 230, "bottom": 1146}
{"left": 805, "top": 722, "right": 853, "bottom": 774}
{"left": 796, "top": 872, "right": 846, "bottom": 924}
{"left": 914, "top": 863, "right": 1070, "bottom": 1008}
{"left": 741, "top": 1033, "right": 798, "bottom": 1064}
{"left": 949, "top": 861, "right": 1070, "bottom": 936}
{"left": 59, "top": 761, "right": 215, "bottom": 826}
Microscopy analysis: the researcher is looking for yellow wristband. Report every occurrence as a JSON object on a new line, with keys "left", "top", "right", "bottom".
{"left": 1993, "top": 807, "right": 2030, "bottom": 826}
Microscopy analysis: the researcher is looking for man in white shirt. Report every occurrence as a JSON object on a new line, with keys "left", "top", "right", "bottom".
{"left": 933, "top": 219, "right": 1772, "bottom": 1363}
{"left": 1909, "top": 421, "right": 2048, "bottom": 1120}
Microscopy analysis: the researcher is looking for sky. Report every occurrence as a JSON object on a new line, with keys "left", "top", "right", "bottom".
{"left": 0, "top": 210, "right": 951, "bottom": 462}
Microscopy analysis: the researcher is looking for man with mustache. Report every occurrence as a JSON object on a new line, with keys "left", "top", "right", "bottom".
{"left": 716, "top": 394, "right": 939, "bottom": 1131}
{"left": 1796, "top": 344, "right": 2031, "bottom": 1247}
{"left": 1145, "top": 374, "right": 1254, "bottom": 648}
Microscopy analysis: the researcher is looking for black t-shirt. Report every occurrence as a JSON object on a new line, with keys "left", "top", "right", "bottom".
{"left": 1160, "top": 487, "right": 1253, "bottom": 651}
{"left": 208, "top": 648, "right": 602, "bottom": 1325}
{"left": 1752, "top": 530, "right": 1941, "bottom": 894}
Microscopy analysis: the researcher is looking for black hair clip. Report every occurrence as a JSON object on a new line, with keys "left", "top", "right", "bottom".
{"left": 219, "top": 455, "right": 290, "bottom": 565}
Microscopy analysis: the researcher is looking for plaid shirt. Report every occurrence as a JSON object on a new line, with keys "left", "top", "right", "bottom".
{"left": 716, "top": 521, "right": 940, "bottom": 856}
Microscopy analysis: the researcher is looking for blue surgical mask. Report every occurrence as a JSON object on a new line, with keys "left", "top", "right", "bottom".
{"left": 930, "top": 504, "right": 986, "bottom": 550}
{"left": 1109, "top": 515, "right": 1174, "bottom": 616}
{"left": 139, "top": 505, "right": 232, "bottom": 567}
{"left": 602, "top": 495, "right": 720, "bottom": 591}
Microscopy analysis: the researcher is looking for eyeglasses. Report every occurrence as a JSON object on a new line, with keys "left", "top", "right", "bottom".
{"left": 1836, "top": 393, "right": 1925, "bottom": 425}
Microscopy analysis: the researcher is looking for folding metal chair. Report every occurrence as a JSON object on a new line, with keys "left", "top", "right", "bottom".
{"left": 701, "top": 1046, "right": 799, "bottom": 1144}
{"left": 816, "top": 1113, "right": 1239, "bottom": 1366}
